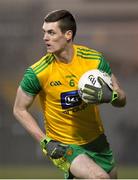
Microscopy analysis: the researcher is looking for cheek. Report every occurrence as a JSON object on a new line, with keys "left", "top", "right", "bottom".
{"left": 54, "top": 34, "right": 66, "bottom": 43}
{"left": 58, "top": 37, "right": 67, "bottom": 46}
{"left": 52, "top": 38, "right": 66, "bottom": 49}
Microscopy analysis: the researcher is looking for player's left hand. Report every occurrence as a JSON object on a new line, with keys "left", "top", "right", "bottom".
{"left": 82, "top": 77, "right": 114, "bottom": 104}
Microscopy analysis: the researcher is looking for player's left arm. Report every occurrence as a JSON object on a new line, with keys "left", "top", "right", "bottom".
{"left": 82, "top": 73, "right": 126, "bottom": 107}
{"left": 111, "top": 74, "right": 126, "bottom": 107}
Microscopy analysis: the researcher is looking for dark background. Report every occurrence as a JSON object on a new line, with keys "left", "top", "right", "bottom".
{"left": 0, "top": 0, "right": 138, "bottom": 178}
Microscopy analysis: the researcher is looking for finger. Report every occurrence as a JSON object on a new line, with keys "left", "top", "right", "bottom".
{"left": 84, "top": 84, "right": 99, "bottom": 91}
{"left": 83, "top": 95, "right": 97, "bottom": 101}
{"left": 98, "top": 77, "right": 105, "bottom": 86}
{"left": 83, "top": 97, "right": 99, "bottom": 104}
{"left": 83, "top": 88, "right": 96, "bottom": 95}
{"left": 98, "top": 77, "right": 112, "bottom": 91}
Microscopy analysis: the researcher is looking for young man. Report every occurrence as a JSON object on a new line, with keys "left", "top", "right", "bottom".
{"left": 13, "top": 10, "right": 126, "bottom": 179}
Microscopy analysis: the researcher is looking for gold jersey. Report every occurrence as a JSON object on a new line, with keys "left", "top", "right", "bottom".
{"left": 20, "top": 44, "right": 112, "bottom": 145}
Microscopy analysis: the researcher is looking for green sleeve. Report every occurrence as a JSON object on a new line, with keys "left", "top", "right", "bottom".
{"left": 98, "top": 55, "right": 112, "bottom": 76}
{"left": 20, "top": 67, "right": 42, "bottom": 96}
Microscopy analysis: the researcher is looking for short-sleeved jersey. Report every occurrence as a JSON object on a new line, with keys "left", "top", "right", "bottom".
{"left": 20, "top": 44, "right": 112, "bottom": 145}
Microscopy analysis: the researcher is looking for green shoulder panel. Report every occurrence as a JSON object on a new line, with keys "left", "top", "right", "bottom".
{"left": 76, "top": 47, "right": 101, "bottom": 60}
{"left": 20, "top": 67, "right": 41, "bottom": 96}
{"left": 76, "top": 46, "right": 112, "bottom": 75}
{"left": 98, "top": 56, "right": 112, "bottom": 76}
{"left": 20, "top": 54, "right": 55, "bottom": 96}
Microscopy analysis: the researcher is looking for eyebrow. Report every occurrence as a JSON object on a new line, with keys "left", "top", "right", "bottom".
{"left": 42, "top": 27, "right": 54, "bottom": 32}
{"left": 47, "top": 29, "right": 55, "bottom": 33}
{"left": 42, "top": 28, "right": 55, "bottom": 33}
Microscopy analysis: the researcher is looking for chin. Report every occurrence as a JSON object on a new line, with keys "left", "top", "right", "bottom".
{"left": 47, "top": 49, "right": 54, "bottom": 53}
{"left": 48, "top": 50, "right": 60, "bottom": 55}
{"left": 47, "top": 47, "right": 57, "bottom": 53}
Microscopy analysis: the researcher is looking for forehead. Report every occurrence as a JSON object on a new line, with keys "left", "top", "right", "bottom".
{"left": 42, "top": 21, "right": 61, "bottom": 31}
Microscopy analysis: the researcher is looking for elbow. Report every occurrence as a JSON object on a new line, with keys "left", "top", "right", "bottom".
{"left": 13, "top": 105, "right": 21, "bottom": 120}
{"left": 112, "top": 95, "right": 127, "bottom": 108}
{"left": 118, "top": 99, "right": 127, "bottom": 108}
{"left": 120, "top": 93, "right": 127, "bottom": 107}
{"left": 13, "top": 106, "right": 18, "bottom": 119}
{"left": 13, "top": 104, "right": 28, "bottom": 121}
{"left": 121, "top": 97, "right": 127, "bottom": 107}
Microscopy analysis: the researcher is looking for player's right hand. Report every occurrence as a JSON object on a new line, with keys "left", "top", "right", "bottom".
{"left": 40, "top": 138, "right": 69, "bottom": 159}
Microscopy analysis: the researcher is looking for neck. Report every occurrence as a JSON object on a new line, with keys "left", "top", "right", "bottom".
{"left": 54, "top": 44, "right": 74, "bottom": 64}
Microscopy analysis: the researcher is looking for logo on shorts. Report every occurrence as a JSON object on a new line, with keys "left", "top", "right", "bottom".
{"left": 61, "top": 90, "right": 82, "bottom": 109}
{"left": 66, "top": 148, "right": 73, "bottom": 156}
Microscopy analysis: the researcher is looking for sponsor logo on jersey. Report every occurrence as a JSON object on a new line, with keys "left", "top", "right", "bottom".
{"left": 50, "top": 81, "right": 62, "bottom": 86}
{"left": 61, "top": 90, "right": 82, "bottom": 109}
{"left": 63, "top": 103, "right": 88, "bottom": 115}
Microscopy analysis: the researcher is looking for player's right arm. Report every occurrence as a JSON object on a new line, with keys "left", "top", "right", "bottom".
{"left": 13, "top": 86, "right": 45, "bottom": 142}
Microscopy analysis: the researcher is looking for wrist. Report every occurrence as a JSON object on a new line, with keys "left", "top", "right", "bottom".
{"left": 111, "top": 90, "right": 118, "bottom": 103}
{"left": 40, "top": 137, "right": 47, "bottom": 148}
{"left": 40, "top": 136, "right": 52, "bottom": 154}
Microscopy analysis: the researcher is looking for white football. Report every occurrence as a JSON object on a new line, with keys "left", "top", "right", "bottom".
{"left": 78, "top": 69, "right": 113, "bottom": 103}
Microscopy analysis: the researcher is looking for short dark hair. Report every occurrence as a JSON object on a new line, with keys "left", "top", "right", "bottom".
{"left": 44, "top": 10, "right": 77, "bottom": 40}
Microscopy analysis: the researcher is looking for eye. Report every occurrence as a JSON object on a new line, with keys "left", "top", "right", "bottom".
{"left": 48, "top": 30, "right": 56, "bottom": 36}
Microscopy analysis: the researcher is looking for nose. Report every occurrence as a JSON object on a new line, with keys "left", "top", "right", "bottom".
{"left": 43, "top": 33, "right": 49, "bottom": 41}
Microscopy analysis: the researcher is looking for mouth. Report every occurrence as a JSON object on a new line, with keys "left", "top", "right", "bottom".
{"left": 46, "top": 43, "right": 53, "bottom": 52}
{"left": 46, "top": 44, "right": 51, "bottom": 48}
{"left": 46, "top": 42, "right": 51, "bottom": 47}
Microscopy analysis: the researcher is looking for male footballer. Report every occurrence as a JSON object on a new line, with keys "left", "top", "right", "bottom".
{"left": 13, "top": 9, "right": 126, "bottom": 179}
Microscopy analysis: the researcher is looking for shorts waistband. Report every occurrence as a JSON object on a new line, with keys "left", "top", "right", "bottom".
{"left": 81, "top": 134, "right": 109, "bottom": 152}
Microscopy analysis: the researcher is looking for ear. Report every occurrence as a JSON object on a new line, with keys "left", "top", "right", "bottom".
{"left": 65, "top": 30, "right": 73, "bottom": 41}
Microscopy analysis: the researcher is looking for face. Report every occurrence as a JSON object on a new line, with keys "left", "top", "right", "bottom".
{"left": 42, "top": 21, "right": 72, "bottom": 54}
